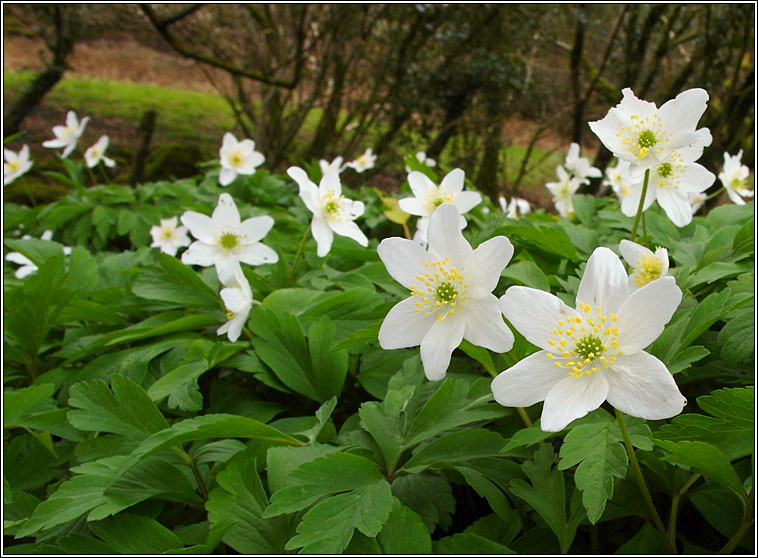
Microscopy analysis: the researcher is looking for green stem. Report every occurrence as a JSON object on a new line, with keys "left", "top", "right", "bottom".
{"left": 668, "top": 473, "right": 701, "bottom": 551}
{"left": 704, "top": 186, "right": 725, "bottom": 202}
{"left": 98, "top": 164, "right": 110, "bottom": 184}
{"left": 615, "top": 408, "right": 672, "bottom": 550}
{"left": 286, "top": 224, "right": 312, "bottom": 288}
{"left": 23, "top": 183, "right": 38, "bottom": 206}
{"left": 184, "top": 451, "right": 208, "bottom": 501}
{"left": 85, "top": 164, "right": 98, "bottom": 187}
{"left": 242, "top": 327, "right": 254, "bottom": 340}
{"left": 641, "top": 211, "right": 649, "bottom": 248}
{"left": 516, "top": 407, "right": 533, "bottom": 428}
{"left": 629, "top": 168, "right": 651, "bottom": 242}
{"left": 402, "top": 221, "right": 412, "bottom": 240}
{"left": 718, "top": 487, "right": 753, "bottom": 554}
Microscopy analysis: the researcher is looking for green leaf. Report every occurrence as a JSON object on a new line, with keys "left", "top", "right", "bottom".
{"left": 655, "top": 387, "right": 754, "bottom": 460}
{"left": 89, "top": 513, "right": 183, "bottom": 554}
{"left": 206, "top": 455, "right": 295, "bottom": 554}
{"left": 616, "top": 524, "right": 668, "bottom": 554}
{"left": 4, "top": 384, "right": 57, "bottom": 425}
{"left": 690, "top": 484, "right": 754, "bottom": 548}
{"left": 436, "top": 532, "right": 515, "bottom": 554}
{"left": 457, "top": 466, "right": 519, "bottom": 525}
{"left": 266, "top": 444, "right": 342, "bottom": 495}
{"left": 687, "top": 261, "right": 753, "bottom": 288}
{"left": 284, "top": 479, "right": 394, "bottom": 554}
{"left": 558, "top": 420, "right": 629, "bottom": 523}
{"left": 653, "top": 439, "right": 744, "bottom": 497}
{"left": 265, "top": 452, "right": 384, "bottom": 517}
{"left": 131, "top": 253, "right": 220, "bottom": 307}
{"left": 375, "top": 499, "right": 432, "bottom": 554}
{"left": 509, "top": 445, "right": 584, "bottom": 553}
{"left": 402, "top": 429, "right": 506, "bottom": 473}
{"left": 719, "top": 306, "right": 754, "bottom": 365}
{"left": 67, "top": 376, "right": 169, "bottom": 439}
{"left": 359, "top": 401, "right": 403, "bottom": 471}
{"left": 458, "top": 340, "right": 498, "bottom": 376}
{"left": 391, "top": 472, "right": 455, "bottom": 533}
{"left": 501, "top": 260, "right": 550, "bottom": 291}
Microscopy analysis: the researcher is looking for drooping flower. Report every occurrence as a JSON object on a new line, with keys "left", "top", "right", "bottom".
{"left": 492, "top": 247, "right": 686, "bottom": 432}
{"left": 588, "top": 88, "right": 711, "bottom": 173}
{"left": 546, "top": 165, "right": 581, "bottom": 218}
{"left": 499, "top": 196, "right": 531, "bottom": 218}
{"left": 181, "top": 193, "right": 278, "bottom": 284}
{"left": 42, "top": 110, "right": 89, "bottom": 158}
{"left": 346, "top": 148, "right": 376, "bottom": 173}
{"left": 618, "top": 239, "right": 669, "bottom": 291}
{"left": 218, "top": 132, "right": 265, "bottom": 186}
{"left": 3, "top": 145, "right": 33, "bottom": 186}
{"left": 84, "top": 135, "right": 116, "bottom": 168}
{"left": 5, "top": 230, "right": 72, "bottom": 279}
{"left": 399, "top": 168, "right": 482, "bottom": 244}
{"left": 217, "top": 265, "right": 253, "bottom": 343}
{"left": 319, "top": 156, "right": 346, "bottom": 176}
{"left": 688, "top": 191, "right": 707, "bottom": 215}
{"left": 718, "top": 150, "right": 754, "bottom": 205}
{"left": 150, "top": 216, "right": 191, "bottom": 256}
{"left": 564, "top": 143, "right": 601, "bottom": 185}
{"left": 287, "top": 165, "right": 368, "bottom": 257}
{"left": 378, "top": 203, "right": 514, "bottom": 381}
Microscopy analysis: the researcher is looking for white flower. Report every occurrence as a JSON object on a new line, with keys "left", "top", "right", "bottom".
{"left": 499, "top": 196, "right": 531, "bottom": 218}
{"left": 42, "top": 110, "right": 89, "bottom": 158}
{"left": 218, "top": 132, "right": 265, "bottom": 186}
{"left": 618, "top": 145, "right": 715, "bottom": 227}
{"left": 689, "top": 192, "right": 707, "bottom": 215}
{"left": 564, "top": 143, "right": 601, "bottom": 185}
{"left": 399, "top": 168, "right": 482, "bottom": 240}
{"left": 84, "top": 135, "right": 116, "bottom": 168}
{"left": 5, "top": 230, "right": 72, "bottom": 279}
{"left": 492, "top": 247, "right": 686, "bottom": 432}
{"left": 618, "top": 239, "right": 669, "bottom": 291}
{"left": 287, "top": 165, "right": 368, "bottom": 257}
{"left": 150, "top": 216, "right": 191, "bottom": 256}
{"left": 3, "top": 145, "right": 33, "bottom": 185}
{"left": 378, "top": 203, "right": 515, "bottom": 381}
{"left": 589, "top": 88, "right": 711, "bottom": 173}
{"left": 319, "top": 156, "right": 347, "bottom": 176}
{"left": 181, "top": 193, "right": 278, "bottom": 284}
{"left": 217, "top": 266, "right": 253, "bottom": 343}
{"left": 718, "top": 150, "right": 754, "bottom": 205}
{"left": 346, "top": 148, "right": 376, "bottom": 173}
{"left": 546, "top": 165, "right": 581, "bottom": 218}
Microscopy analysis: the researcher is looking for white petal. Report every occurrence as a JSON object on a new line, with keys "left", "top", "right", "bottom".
{"left": 219, "top": 167, "right": 237, "bottom": 186}
{"left": 576, "top": 247, "right": 629, "bottom": 314}
{"left": 221, "top": 287, "right": 252, "bottom": 314}
{"left": 222, "top": 132, "right": 237, "bottom": 150}
{"left": 378, "top": 297, "right": 436, "bottom": 349}
{"left": 500, "top": 286, "right": 579, "bottom": 350}
{"left": 678, "top": 163, "right": 715, "bottom": 194}
{"left": 239, "top": 215, "right": 274, "bottom": 243}
{"left": 618, "top": 239, "right": 653, "bottom": 270}
{"left": 62, "top": 142, "right": 77, "bottom": 159}
{"left": 398, "top": 197, "right": 430, "bottom": 217}
{"left": 656, "top": 186, "right": 692, "bottom": 227}
{"left": 605, "top": 352, "right": 687, "bottom": 420}
{"left": 463, "top": 295, "right": 514, "bottom": 353}
{"left": 419, "top": 315, "right": 466, "bottom": 381}
{"left": 407, "top": 171, "right": 436, "bottom": 199}
{"left": 440, "top": 168, "right": 465, "bottom": 194}
{"left": 426, "top": 204, "right": 473, "bottom": 266}
{"left": 5, "top": 252, "right": 33, "bottom": 266}
{"left": 329, "top": 220, "right": 368, "bottom": 246}
{"left": 181, "top": 211, "right": 218, "bottom": 243}
{"left": 181, "top": 241, "right": 219, "bottom": 267}
{"left": 540, "top": 374, "right": 609, "bottom": 432}
{"left": 453, "top": 191, "right": 482, "bottom": 214}
{"left": 15, "top": 264, "right": 38, "bottom": 279}
{"left": 215, "top": 258, "right": 243, "bottom": 286}
{"left": 465, "top": 236, "right": 513, "bottom": 298}
{"left": 377, "top": 237, "right": 432, "bottom": 290}
{"left": 615, "top": 276, "right": 681, "bottom": 353}
{"left": 491, "top": 351, "right": 568, "bottom": 407}
{"left": 212, "top": 194, "right": 241, "bottom": 227}
{"left": 311, "top": 216, "right": 333, "bottom": 257}
{"left": 237, "top": 242, "right": 278, "bottom": 265}
{"left": 319, "top": 167, "right": 342, "bottom": 197}
{"left": 658, "top": 88, "right": 709, "bottom": 134}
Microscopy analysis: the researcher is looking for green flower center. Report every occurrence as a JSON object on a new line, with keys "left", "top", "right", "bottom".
{"left": 575, "top": 335, "right": 604, "bottom": 361}
{"left": 433, "top": 197, "right": 446, "bottom": 207}
{"left": 638, "top": 130, "right": 657, "bottom": 149}
{"left": 658, "top": 162, "right": 672, "bottom": 178}
{"left": 162, "top": 230, "right": 174, "bottom": 239}
{"left": 435, "top": 281, "right": 458, "bottom": 303}
{"left": 220, "top": 232, "right": 239, "bottom": 250}
{"left": 325, "top": 199, "right": 340, "bottom": 214}
{"left": 8, "top": 160, "right": 20, "bottom": 171}
{"left": 230, "top": 153, "right": 242, "bottom": 166}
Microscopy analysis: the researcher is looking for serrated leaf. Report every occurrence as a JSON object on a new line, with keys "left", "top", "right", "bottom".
{"left": 457, "top": 466, "right": 519, "bottom": 525}
{"left": 131, "top": 253, "right": 220, "bottom": 307}
{"left": 89, "top": 513, "right": 183, "bottom": 553}
{"left": 284, "top": 480, "right": 393, "bottom": 554}
{"left": 266, "top": 444, "right": 342, "bottom": 495}
{"left": 359, "top": 401, "right": 403, "bottom": 471}
{"left": 436, "top": 532, "right": 515, "bottom": 554}
{"left": 402, "top": 429, "right": 506, "bottom": 473}
{"left": 375, "top": 499, "right": 432, "bottom": 554}
{"left": 719, "top": 306, "right": 754, "bottom": 365}
{"left": 265, "top": 452, "right": 384, "bottom": 517}
{"left": 391, "top": 472, "right": 455, "bottom": 532}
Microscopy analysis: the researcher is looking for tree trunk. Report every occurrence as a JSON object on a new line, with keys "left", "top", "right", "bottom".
{"left": 4, "top": 66, "right": 66, "bottom": 137}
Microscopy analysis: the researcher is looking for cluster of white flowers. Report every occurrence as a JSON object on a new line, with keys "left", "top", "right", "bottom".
{"left": 5, "top": 230, "right": 72, "bottom": 279}
{"left": 718, "top": 150, "right": 754, "bottom": 205}
{"left": 545, "top": 143, "right": 601, "bottom": 218}
{"left": 498, "top": 196, "right": 531, "bottom": 219}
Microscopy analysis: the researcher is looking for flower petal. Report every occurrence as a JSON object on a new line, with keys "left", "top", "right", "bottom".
{"left": 181, "top": 211, "right": 218, "bottom": 243}
{"left": 463, "top": 295, "right": 514, "bottom": 353}
{"left": 465, "top": 236, "right": 513, "bottom": 298}
{"left": 222, "top": 132, "right": 237, "bottom": 150}
{"left": 311, "top": 216, "right": 333, "bottom": 257}
{"left": 212, "top": 194, "right": 241, "bottom": 227}
{"left": 678, "top": 162, "right": 715, "bottom": 194}
{"left": 605, "top": 351, "right": 687, "bottom": 420}
{"left": 454, "top": 190, "right": 482, "bottom": 214}
{"left": 576, "top": 247, "right": 629, "bottom": 314}
{"left": 181, "top": 241, "right": 219, "bottom": 267}
{"left": 656, "top": 186, "right": 693, "bottom": 227}
{"left": 491, "top": 350, "right": 567, "bottom": 407}
{"left": 407, "top": 171, "right": 436, "bottom": 199}
{"left": 615, "top": 276, "right": 681, "bottom": 353}
{"left": 398, "top": 197, "right": 429, "bottom": 217}
{"left": 426, "top": 203, "right": 473, "bottom": 266}
{"left": 658, "top": 88, "right": 709, "bottom": 134}
{"left": 618, "top": 239, "right": 653, "bottom": 269}
{"left": 440, "top": 168, "right": 465, "bottom": 194}
{"left": 377, "top": 237, "right": 432, "bottom": 290}
{"left": 329, "top": 220, "right": 368, "bottom": 247}
{"left": 240, "top": 215, "right": 274, "bottom": 243}
{"left": 378, "top": 297, "right": 436, "bottom": 350}
{"left": 219, "top": 167, "right": 237, "bottom": 186}
{"left": 420, "top": 314, "right": 466, "bottom": 381}
{"left": 541, "top": 373, "right": 609, "bottom": 432}
{"left": 500, "top": 286, "right": 579, "bottom": 350}
{"left": 237, "top": 242, "right": 278, "bottom": 266}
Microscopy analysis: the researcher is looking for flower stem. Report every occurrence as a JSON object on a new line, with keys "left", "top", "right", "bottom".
{"left": 286, "top": 223, "right": 312, "bottom": 288}
{"left": 641, "top": 211, "right": 649, "bottom": 248}
{"left": 718, "top": 487, "right": 753, "bottom": 554}
{"left": 242, "top": 327, "right": 254, "bottom": 340}
{"left": 402, "top": 221, "right": 412, "bottom": 240}
{"left": 668, "top": 473, "right": 701, "bottom": 551}
{"left": 629, "top": 168, "right": 651, "bottom": 243}
{"left": 704, "top": 186, "right": 725, "bottom": 202}
{"left": 516, "top": 407, "right": 533, "bottom": 428}
{"left": 86, "top": 165, "right": 98, "bottom": 187}
{"left": 615, "top": 408, "right": 672, "bottom": 550}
